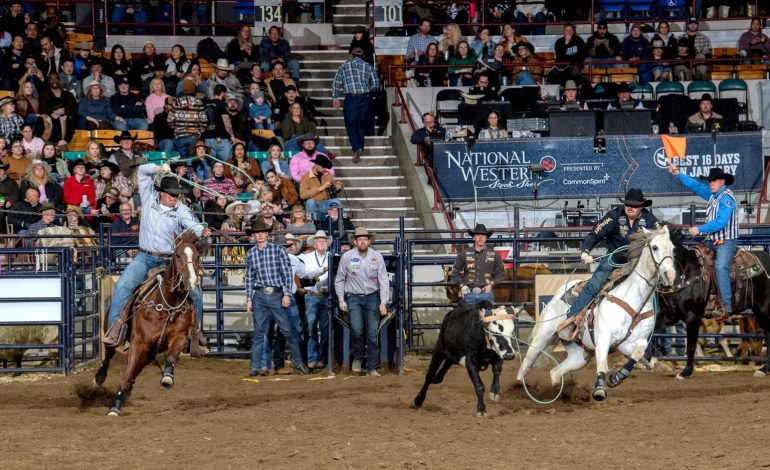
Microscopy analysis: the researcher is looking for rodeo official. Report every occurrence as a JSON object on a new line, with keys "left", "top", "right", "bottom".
{"left": 450, "top": 223, "right": 505, "bottom": 306}
{"left": 558, "top": 188, "right": 661, "bottom": 340}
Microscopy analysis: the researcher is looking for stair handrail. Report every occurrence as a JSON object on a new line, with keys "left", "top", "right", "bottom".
{"left": 393, "top": 83, "right": 455, "bottom": 232}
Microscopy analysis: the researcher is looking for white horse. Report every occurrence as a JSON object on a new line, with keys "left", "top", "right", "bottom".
{"left": 516, "top": 226, "right": 676, "bottom": 401}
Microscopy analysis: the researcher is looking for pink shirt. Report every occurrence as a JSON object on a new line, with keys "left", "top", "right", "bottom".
{"left": 145, "top": 93, "right": 169, "bottom": 123}
{"left": 289, "top": 150, "right": 335, "bottom": 182}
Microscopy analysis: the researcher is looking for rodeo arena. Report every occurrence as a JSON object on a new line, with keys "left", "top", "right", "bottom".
{"left": 8, "top": 0, "right": 770, "bottom": 467}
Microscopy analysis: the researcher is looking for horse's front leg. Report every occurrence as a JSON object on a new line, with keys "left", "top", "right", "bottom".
{"left": 94, "top": 345, "right": 117, "bottom": 386}
{"left": 609, "top": 339, "right": 648, "bottom": 388}
{"left": 107, "top": 340, "right": 151, "bottom": 417}
{"left": 592, "top": 325, "right": 612, "bottom": 401}
{"left": 161, "top": 333, "right": 188, "bottom": 388}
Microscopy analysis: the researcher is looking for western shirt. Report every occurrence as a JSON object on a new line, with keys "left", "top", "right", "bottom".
{"left": 245, "top": 242, "right": 293, "bottom": 298}
{"left": 335, "top": 247, "right": 389, "bottom": 304}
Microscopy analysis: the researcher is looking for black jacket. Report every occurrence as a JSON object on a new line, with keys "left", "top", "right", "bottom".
{"left": 7, "top": 200, "right": 41, "bottom": 230}
{"left": 581, "top": 206, "right": 660, "bottom": 262}
{"left": 111, "top": 92, "right": 146, "bottom": 120}
{"left": 19, "top": 180, "right": 64, "bottom": 210}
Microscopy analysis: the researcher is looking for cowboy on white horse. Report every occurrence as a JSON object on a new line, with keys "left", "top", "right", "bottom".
{"left": 558, "top": 188, "right": 662, "bottom": 340}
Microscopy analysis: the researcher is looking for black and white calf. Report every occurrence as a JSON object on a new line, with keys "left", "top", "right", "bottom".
{"left": 413, "top": 300, "right": 520, "bottom": 417}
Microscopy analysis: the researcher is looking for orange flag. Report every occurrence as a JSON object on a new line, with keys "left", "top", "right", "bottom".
{"left": 662, "top": 135, "right": 687, "bottom": 159}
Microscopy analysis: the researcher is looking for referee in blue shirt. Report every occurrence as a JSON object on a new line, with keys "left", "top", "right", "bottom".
{"left": 245, "top": 217, "right": 311, "bottom": 376}
{"left": 332, "top": 47, "right": 379, "bottom": 163}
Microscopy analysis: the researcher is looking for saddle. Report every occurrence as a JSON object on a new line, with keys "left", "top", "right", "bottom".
{"left": 557, "top": 267, "right": 634, "bottom": 342}
{"left": 693, "top": 243, "right": 765, "bottom": 320}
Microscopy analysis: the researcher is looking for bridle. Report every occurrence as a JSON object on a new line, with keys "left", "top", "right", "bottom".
{"left": 640, "top": 237, "right": 674, "bottom": 290}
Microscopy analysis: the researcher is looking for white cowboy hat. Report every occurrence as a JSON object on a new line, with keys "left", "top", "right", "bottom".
{"left": 306, "top": 229, "right": 328, "bottom": 246}
{"left": 26, "top": 160, "right": 52, "bottom": 175}
{"left": 225, "top": 200, "right": 250, "bottom": 216}
{"left": 214, "top": 58, "right": 234, "bottom": 71}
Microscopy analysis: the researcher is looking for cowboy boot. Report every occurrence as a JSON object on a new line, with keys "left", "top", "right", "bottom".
{"left": 188, "top": 328, "right": 208, "bottom": 357}
{"left": 103, "top": 318, "right": 128, "bottom": 347}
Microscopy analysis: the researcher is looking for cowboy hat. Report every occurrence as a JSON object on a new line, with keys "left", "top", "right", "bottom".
{"left": 75, "top": 40, "right": 92, "bottom": 51}
{"left": 620, "top": 188, "right": 652, "bottom": 207}
{"left": 245, "top": 217, "right": 273, "bottom": 235}
{"left": 67, "top": 158, "right": 88, "bottom": 173}
{"left": 699, "top": 168, "right": 735, "bottom": 185}
{"left": 46, "top": 97, "right": 66, "bottom": 113}
{"left": 351, "top": 46, "right": 365, "bottom": 57}
{"left": 297, "top": 133, "right": 319, "bottom": 143}
{"left": 563, "top": 80, "right": 578, "bottom": 90}
{"left": 616, "top": 82, "right": 631, "bottom": 94}
{"left": 65, "top": 204, "right": 84, "bottom": 216}
{"left": 95, "top": 159, "right": 120, "bottom": 173}
{"left": 349, "top": 227, "right": 374, "bottom": 243}
{"left": 514, "top": 41, "right": 534, "bottom": 54}
{"left": 189, "top": 141, "right": 211, "bottom": 155}
{"left": 651, "top": 39, "right": 665, "bottom": 48}
{"left": 214, "top": 58, "right": 234, "bottom": 71}
{"left": 225, "top": 200, "right": 250, "bottom": 216}
{"left": 26, "top": 160, "right": 52, "bottom": 175}
{"left": 84, "top": 80, "right": 107, "bottom": 95}
{"left": 112, "top": 130, "right": 136, "bottom": 144}
{"left": 155, "top": 175, "right": 192, "bottom": 196}
{"left": 307, "top": 230, "right": 328, "bottom": 246}
{"left": 467, "top": 223, "right": 493, "bottom": 237}
{"left": 0, "top": 96, "right": 16, "bottom": 108}
{"left": 104, "top": 187, "right": 120, "bottom": 200}
{"left": 313, "top": 154, "right": 333, "bottom": 170}
{"left": 283, "top": 233, "right": 303, "bottom": 248}
{"left": 37, "top": 201, "right": 57, "bottom": 213}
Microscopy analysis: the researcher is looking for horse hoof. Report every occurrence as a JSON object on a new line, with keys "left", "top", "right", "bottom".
{"left": 476, "top": 411, "right": 488, "bottom": 418}
{"left": 106, "top": 409, "right": 120, "bottom": 417}
{"left": 592, "top": 388, "right": 607, "bottom": 401}
{"left": 607, "top": 369, "right": 621, "bottom": 388}
{"left": 489, "top": 392, "right": 500, "bottom": 402}
{"left": 753, "top": 369, "right": 767, "bottom": 378}
{"left": 161, "top": 375, "right": 174, "bottom": 388}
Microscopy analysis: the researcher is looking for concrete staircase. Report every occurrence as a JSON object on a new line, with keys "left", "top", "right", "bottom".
{"left": 294, "top": 49, "right": 425, "bottom": 238}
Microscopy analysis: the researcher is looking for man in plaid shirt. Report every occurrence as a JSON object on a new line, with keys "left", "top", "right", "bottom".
{"left": 168, "top": 79, "right": 208, "bottom": 158}
{"left": 332, "top": 47, "right": 379, "bottom": 163}
{"left": 684, "top": 17, "right": 711, "bottom": 80}
{"left": 259, "top": 26, "right": 301, "bottom": 85}
{"left": 244, "top": 217, "right": 311, "bottom": 376}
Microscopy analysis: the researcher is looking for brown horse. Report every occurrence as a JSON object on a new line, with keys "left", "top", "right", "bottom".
{"left": 94, "top": 233, "right": 204, "bottom": 416}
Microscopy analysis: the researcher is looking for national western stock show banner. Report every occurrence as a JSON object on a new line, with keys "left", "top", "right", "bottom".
{"left": 432, "top": 133, "right": 764, "bottom": 201}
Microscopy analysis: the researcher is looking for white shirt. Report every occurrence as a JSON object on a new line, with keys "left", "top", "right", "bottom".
{"left": 137, "top": 163, "right": 203, "bottom": 253}
{"left": 288, "top": 252, "right": 324, "bottom": 294}
{"left": 299, "top": 250, "right": 328, "bottom": 293}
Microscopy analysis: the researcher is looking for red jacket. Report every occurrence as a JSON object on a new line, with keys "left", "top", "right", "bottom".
{"left": 63, "top": 175, "right": 96, "bottom": 208}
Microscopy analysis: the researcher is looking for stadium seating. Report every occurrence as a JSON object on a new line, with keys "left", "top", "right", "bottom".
{"left": 687, "top": 80, "right": 717, "bottom": 100}
{"left": 655, "top": 81, "right": 685, "bottom": 98}
{"left": 718, "top": 78, "right": 750, "bottom": 119}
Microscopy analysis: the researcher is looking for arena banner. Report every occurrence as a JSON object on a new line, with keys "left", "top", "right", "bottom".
{"left": 433, "top": 132, "right": 764, "bottom": 201}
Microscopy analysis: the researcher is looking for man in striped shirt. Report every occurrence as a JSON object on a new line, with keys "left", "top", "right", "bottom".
{"left": 244, "top": 217, "right": 311, "bottom": 376}
{"left": 168, "top": 79, "right": 208, "bottom": 159}
{"left": 669, "top": 163, "right": 738, "bottom": 320}
{"left": 332, "top": 47, "right": 379, "bottom": 163}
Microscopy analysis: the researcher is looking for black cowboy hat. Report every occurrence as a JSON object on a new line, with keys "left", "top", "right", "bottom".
{"left": 67, "top": 158, "right": 87, "bottom": 173}
{"left": 699, "top": 167, "right": 734, "bottom": 185}
{"left": 95, "top": 159, "right": 120, "bottom": 173}
{"left": 313, "top": 154, "right": 333, "bottom": 169}
{"left": 245, "top": 217, "right": 273, "bottom": 235}
{"left": 113, "top": 130, "right": 137, "bottom": 144}
{"left": 155, "top": 175, "right": 192, "bottom": 196}
{"left": 468, "top": 223, "right": 493, "bottom": 237}
{"left": 616, "top": 82, "right": 631, "bottom": 94}
{"left": 620, "top": 188, "right": 652, "bottom": 207}
{"left": 47, "top": 97, "right": 66, "bottom": 113}
{"left": 514, "top": 41, "right": 535, "bottom": 55}
{"left": 297, "top": 132, "right": 318, "bottom": 143}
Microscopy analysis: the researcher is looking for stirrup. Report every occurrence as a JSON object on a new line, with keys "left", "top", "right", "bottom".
{"left": 103, "top": 320, "right": 127, "bottom": 347}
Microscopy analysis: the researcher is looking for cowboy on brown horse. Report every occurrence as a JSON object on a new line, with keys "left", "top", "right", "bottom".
{"left": 103, "top": 162, "right": 210, "bottom": 350}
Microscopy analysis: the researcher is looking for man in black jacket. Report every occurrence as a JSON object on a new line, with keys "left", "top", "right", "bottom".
{"left": 8, "top": 186, "right": 42, "bottom": 234}
{"left": 111, "top": 76, "right": 149, "bottom": 131}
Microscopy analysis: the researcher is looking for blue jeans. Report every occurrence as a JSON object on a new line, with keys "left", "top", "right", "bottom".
{"left": 262, "top": 297, "right": 303, "bottom": 369}
{"left": 347, "top": 292, "right": 380, "bottom": 371}
{"left": 158, "top": 139, "right": 176, "bottom": 153}
{"left": 173, "top": 135, "right": 198, "bottom": 159}
{"left": 181, "top": 2, "right": 211, "bottom": 35}
{"left": 249, "top": 290, "right": 304, "bottom": 372}
{"left": 464, "top": 290, "right": 495, "bottom": 307}
{"left": 111, "top": 5, "right": 149, "bottom": 33}
{"left": 305, "top": 294, "right": 331, "bottom": 364}
{"left": 204, "top": 138, "right": 233, "bottom": 160}
{"left": 515, "top": 71, "right": 537, "bottom": 86}
{"left": 343, "top": 94, "right": 371, "bottom": 153}
{"left": 260, "top": 59, "right": 301, "bottom": 83}
{"left": 305, "top": 198, "right": 343, "bottom": 222}
{"left": 108, "top": 252, "right": 203, "bottom": 326}
{"left": 566, "top": 256, "right": 613, "bottom": 318}
{"left": 705, "top": 239, "right": 738, "bottom": 313}
{"left": 515, "top": 11, "right": 546, "bottom": 35}
{"left": 113, "top": 118, "right": 150, "bottom": 131}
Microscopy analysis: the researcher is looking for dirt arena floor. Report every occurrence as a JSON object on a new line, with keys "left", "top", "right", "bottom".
{"left": 2, "top": 353, "right": 770, "bottom": 470}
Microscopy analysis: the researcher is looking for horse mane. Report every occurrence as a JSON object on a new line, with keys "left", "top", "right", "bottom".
{"left": 177, "top": 232, "right": 199, "bottom": 246}
{"left": 624, "top": 224, "right": 670, "bottom": 269}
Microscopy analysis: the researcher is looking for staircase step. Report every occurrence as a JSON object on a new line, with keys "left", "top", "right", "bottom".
{"left": 343, "top": 186, "right": 409, "bottom": 197}
{"left": 335, "top": 175, "right": 403, "bottom": 182}
{"left": 333, "top": 156, "right": 400, "bottom": 166}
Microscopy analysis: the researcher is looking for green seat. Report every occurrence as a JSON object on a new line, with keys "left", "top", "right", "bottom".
{"left": 655, "top": 81, "right": 684, "bottom": 98}
{"left": 687, "top": 80, "right": 717, "bottom": 99}
{"left": 63, "top": 151, "right": 86, "bottom": 161}
{"left": 630, "top": 82, "right": 654, "bottom": 99}
{"left": 719, "top": 78, "right": 749, "bottom": 119}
